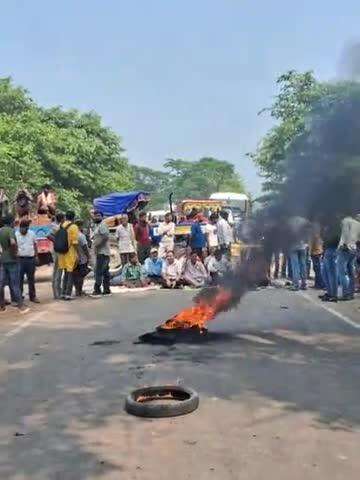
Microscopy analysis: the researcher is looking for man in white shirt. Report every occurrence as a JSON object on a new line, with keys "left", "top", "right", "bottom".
{"left": 15, "top": 220, "right": 39, "bottom": 303}
{"left": 161, "top": 251, "right": 182, "bottom": 288}
{"left": 183, "top": 252, "right": 208, "bottom": 288}
{"left": 205, "top": 213, "right": 219, "bottom": 251}
{"left": 217, "top": 211, "right": 234, "bottom": 255}
{"left": 338, "top": 214, "right": 360, "bottom": 300}
{"left": 115, "top": 214, "right": 136, "bottom": 266}
{"left": 205, "top": 249, "right": 231, "bottom": 284}
{"left": 158, "top": 213, "right": 175, "bottom": 258}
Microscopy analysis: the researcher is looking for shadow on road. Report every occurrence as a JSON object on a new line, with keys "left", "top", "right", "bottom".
{"left": 0, "top": 291, "right": 360, "bottom": 479}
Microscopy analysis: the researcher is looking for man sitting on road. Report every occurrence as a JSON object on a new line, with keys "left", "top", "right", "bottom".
{"left": 205, "top": 248, "right": 231, "bottom": 285}
{"left": 143, "top": 248, "right": 163, "bottom": 284}
{"left": 161, "top": 250, "right": 182, "bottom": 289}
{"left": 120, "top": 253, "right": 148, "bottom": 288}
{"left": 183, "top": 251, "right": 208, "bottom": 288}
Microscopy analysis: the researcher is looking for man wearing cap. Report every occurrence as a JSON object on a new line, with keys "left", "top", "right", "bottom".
{"left": 143, "top": 248, "right": 163, "bottom": 284}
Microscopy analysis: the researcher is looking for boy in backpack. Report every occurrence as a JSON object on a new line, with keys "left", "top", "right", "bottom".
{"left": 56, "top": 211, "right": 79, "bottom": 300}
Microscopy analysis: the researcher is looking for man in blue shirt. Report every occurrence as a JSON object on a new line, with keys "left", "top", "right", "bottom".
{"left": 190, "top": 214, "right": 207, "bottom": 260}
{"left": 143, "top": 248, "right": 163, "bottom": 284}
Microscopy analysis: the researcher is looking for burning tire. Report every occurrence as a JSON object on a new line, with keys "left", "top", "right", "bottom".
{"left": 125, "top": 385, "right": 199, "bottom": 418}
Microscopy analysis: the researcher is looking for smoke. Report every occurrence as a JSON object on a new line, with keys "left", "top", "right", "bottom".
{"left": 338, "top": 41, "right": 360, "bottom": 81}
{"left": 197, "top": 66, "right": 360, "bottom": 314}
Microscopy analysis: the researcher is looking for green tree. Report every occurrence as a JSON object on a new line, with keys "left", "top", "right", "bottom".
{"left": 131, "top": 165, "right": 170, "bottom": 209}
{"left": 132, "top": 158, "right": 246, "bottom": 209}
{"left": 250, "top": 71, "right": 327, "bottom": 193}
{"left": 0, "top": 77, "right": 132, "bottom": 216}
{"left": 164, "top": 157, "right": 245, "bottom": 200}
{"left": 252, "top": 71, "right": 360, "bottom": 216}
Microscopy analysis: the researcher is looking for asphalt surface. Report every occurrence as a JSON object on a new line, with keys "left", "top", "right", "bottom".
{"left": 0, "top": 284, "right": 359, "bottom": 480}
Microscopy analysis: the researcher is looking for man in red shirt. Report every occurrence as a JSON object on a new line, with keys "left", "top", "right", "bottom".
{"left": 134, "top": 212, "right": 151, "bottom": 264}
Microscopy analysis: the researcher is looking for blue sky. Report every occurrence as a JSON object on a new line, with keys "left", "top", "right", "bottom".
{"left": 1, "top": 1, "right": 360, "bottom": 194}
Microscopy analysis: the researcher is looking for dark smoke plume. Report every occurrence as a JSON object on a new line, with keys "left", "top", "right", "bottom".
{"left": 197, "top": 76, "right": 360, "bottom": 311}
{"left": 338, "top": 41, "right": 360, "bottom": 81}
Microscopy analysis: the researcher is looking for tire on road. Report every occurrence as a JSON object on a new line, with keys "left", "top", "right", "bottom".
{"left": 125, "top": 385, "right": 199, "bottom": 418}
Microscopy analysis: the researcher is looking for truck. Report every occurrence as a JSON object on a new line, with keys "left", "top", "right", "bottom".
{"left": 27, "top": 214, "right": 54, "bottom": 266}
{"left": 13, "top": 189, "right": 55, "bottom": 266}
{"left": 209, "top": 192, "right": 250, "bottom": 225}
{"left": 171, "top": 198, "right": 225, "bottom": 250}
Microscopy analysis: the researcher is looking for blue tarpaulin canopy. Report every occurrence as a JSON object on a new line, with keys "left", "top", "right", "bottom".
{"left": 93, "top": 191, "right": 150, "bottom": 217}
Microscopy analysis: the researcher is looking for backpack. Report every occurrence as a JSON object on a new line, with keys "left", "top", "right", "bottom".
{"left": 54, "top": 223, "right": 72, "bottom": 254}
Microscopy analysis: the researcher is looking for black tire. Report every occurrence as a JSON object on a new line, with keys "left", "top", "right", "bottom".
{"left": 125, "top": 385, "right": 199, "bottom": 418}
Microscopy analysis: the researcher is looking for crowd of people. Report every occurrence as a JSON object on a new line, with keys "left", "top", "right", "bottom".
{"left": 1, "top": 203, "right": 359, "bottom": 313}
{"left": 0, "top": 208, "right": 235, "bottom": 312}
{"left": 265, "top": 215, "right": 360, "bottom": 302}
{"left": 108, "top": 210, "right": 233, "bottom": 290}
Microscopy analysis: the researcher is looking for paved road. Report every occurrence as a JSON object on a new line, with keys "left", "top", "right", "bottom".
{"left": 0, "top": 285, "right": 359, "bottom": 480}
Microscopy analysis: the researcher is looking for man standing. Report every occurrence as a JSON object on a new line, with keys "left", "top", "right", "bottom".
{"left": 288, "top": 216, "right": 311, "bottom": 291}
{"left": 320, "top": 218, "right": 341, "bottom": 303}
{"left": 217, "top": 211, "right": 233, "bottom": 256}
{"left": 92, "top": 210, "right": 111, "bottom": 297}
{"left": 116, "top": 214, "right": 137, "bottom": 266}
{"left": 73, "top": 220, "right": 90, "bottom": 297}
{"left": 0, "top": 188, "right": 9, "bottom": 219}
{"left": 15, "top": 220, "right": 40, "bottom": 303}
{"left": 309, "top": 224, "right": 324, "bottom": 289}
{"left": 205, "top": 213, "right": 219, "bottom": 252}
{"left": 0, "top": 215, "right": 29, "bottom": 314}
{"left": 57, "top": 211, "right": 79, "bottom": 301}
{"left": 190, "top": 214, "right": 207, "bottom": 260}
{"left": 37, "top": 184, "right": 57, "bottom": 216}
{"left": 149, "top": 216, "right": 161, "bottom": 247}
{"left": 49, "top": 212, "right": 65, "bottom": 299}
{"left": 158, "top": 212, "right": 175, "bottom": 258}
{"left": 15, "top": 188, "right": 33, "bottom": 218}
{"left": 134, "top": 211, "right": 151, "bottom": 264}
{"left": 337, "top": 214, "right": 360, "bottom": 301}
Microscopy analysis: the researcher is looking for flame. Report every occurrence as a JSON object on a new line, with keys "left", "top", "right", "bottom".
{"left": 160, "top": 289, "right": 233, "bottom": 331}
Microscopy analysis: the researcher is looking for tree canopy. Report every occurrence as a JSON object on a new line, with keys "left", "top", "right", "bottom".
{"left": 251, "top": 70, "right": 360, "bottom": 217}
{"left": 132, "top": 158, "right": 246, "bottom": 209}
{"left": 0, "top": 77, "right": 132, "bottom": 215}
{"left": 250, "top": 71, "right": 327, "bottom": 196}
{"left": 1, "top": 77, "right": 246, "bottom": 215}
